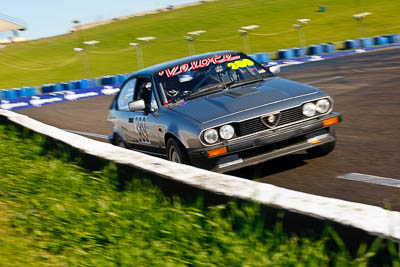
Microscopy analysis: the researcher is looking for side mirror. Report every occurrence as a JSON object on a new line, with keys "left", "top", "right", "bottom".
{"left": 268, "top": 65, "right": 281, "bottom": 75}
{"left": 128, "top": 99, "right": 145, "bottom": 111}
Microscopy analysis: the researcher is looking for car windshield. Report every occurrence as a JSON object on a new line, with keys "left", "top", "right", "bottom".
{"left": 155, "top": 52, "right": 272, "bottom": 104}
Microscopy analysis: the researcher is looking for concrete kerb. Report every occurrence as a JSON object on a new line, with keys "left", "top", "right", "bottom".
{"left": 1, "top": 108, "right": 400, "bottom": 241}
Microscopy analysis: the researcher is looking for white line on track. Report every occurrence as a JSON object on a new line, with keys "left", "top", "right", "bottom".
{"left": 338, "top": 173, "right": 400, "bottom": 188}
{"left": 63, "top": 129, "right": 109, "bottom": 140}
{"left": 307, "top": 75, "right": 343, "bottom": 85}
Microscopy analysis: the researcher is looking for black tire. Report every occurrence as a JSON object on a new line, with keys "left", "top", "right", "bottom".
{"left": 167, "top": 138, "right": 189, "bottom": 164}
{"left": 114, "top": 134, "right": 127, "bottom": 148}
{"left": 307, "top": 141, "right": 336, "bottom": 158}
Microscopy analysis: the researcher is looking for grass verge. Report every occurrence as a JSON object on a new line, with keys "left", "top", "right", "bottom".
{"left": 0, "top": 120, "right": 399, "bottom": 266}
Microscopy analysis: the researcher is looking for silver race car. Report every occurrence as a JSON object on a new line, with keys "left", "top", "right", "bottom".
{"left": 108, "top": 51, "right": 341, "bottom": 172}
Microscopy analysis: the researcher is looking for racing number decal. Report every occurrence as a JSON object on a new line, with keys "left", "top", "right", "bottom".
{"left": 227, "top": 59, "right": 254, "bottom": 70}
{"left": 134, "top": 116, "right": 150, "bottom": 144}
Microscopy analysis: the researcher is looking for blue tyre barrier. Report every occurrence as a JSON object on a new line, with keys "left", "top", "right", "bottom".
{"left": 17, "top": 87, "right": 27, "bottom": 97}
{"left": 110, "top": 76, "right": 117, "bottom": 85}
{"left": 374, "top": 36, "right": 389, "bottom": 45}
{"left": 249, "top": 54, "right": 257, "bottom": 61}
{"left": 321, "top": 43, "right": 335, "bottom": 53}
{"left": 68, "top": 81, "right": 77, "bottom": 90}
{"left": 81, "top": 79, "right": 89, "bottom": 89}
{"left": 41, "top": 84, "right": 56, "bottom": 94}
{"left": 61, "top": 82, "right": 73, "bottom": 91}
{"left": 344, "top": 40, "right": 358, "bottom": 50}
{"left": 249, "top": 52, "right": 269, "bottom": 63}
{"left": 278, "top": 49, "right": 294, "bottom": 59}
{"left": 116, "top": 74, "right": 127, "bottom": 83}
{"left": 101, "top": 76, "right": 117, "bottom": 85}
{"left": 101, "top": 76, "right": 109, "bottom": 85}
{"left": 0, "top": 90, "right": 8, "bottom": 99}
{"left": 73, "top": 79, "right": 89, "bottom": 90}
{"left": 27, "top": 86, "right": 37, "bottom": 96}
{"left": 41, "top": 85, "right": 48, "bottom": 94}
{"left": 54, "top": 83, "right": 64, "bottom": 92}
{"left": 293, "top": 47, "right": 305, "bottom": 57}
{"left": 358, "top": 38, "right": 373, "bottom": 47}
{"left": 19, "top": 86, "right": 37, "bottom": 97}
{"left": 73, "top": 81, "right": 80, "bottom": 90}
{"left": 308, "top": 45, "right": 322, "bottom": 55}
{"left": 384, "top": 34, "right": 399, "bottom": 43}
{"left": 15, "top": 88, "right": 22, "bottom": 97}
{"left": 0, "top": 89, "right": 7, "bottom": 100}
{"left": 254, "top": 52, "right": 270, "bottom": 63}
{"left": 89, "top": 78, "right": 98, "bottom": 88}
{"left": 330, "top": 43, "right": 336, "bottom": 52}
{"left": 2, "top": 89, "right": 19, "bottom": 99}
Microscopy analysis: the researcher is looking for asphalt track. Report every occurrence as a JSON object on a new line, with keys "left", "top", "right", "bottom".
{"left": 17, "top": 48, "right": 400, "bottom": 211}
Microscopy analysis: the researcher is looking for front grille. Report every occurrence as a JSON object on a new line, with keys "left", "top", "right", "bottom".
{"left": 235, "top": 117, "right": 265, "bottom": 136}
{"left": 234, "top": 106, "right": 305, "bottom": 137}
{"left": 276, "top": 106, "right": 304, "bottom": 126}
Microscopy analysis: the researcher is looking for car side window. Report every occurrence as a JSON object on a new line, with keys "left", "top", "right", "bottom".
{"left": 117, "top": 78, "right": 137, "bottom": 111}
{"left": 134, "top": 77, "right": 158, "bottom": 112}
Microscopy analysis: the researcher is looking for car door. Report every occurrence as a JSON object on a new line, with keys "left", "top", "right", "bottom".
{"left": 127, "top": 76, "right": 164, "bottom": 155}
{"left": 114, "top": 77, "right": 137, "bottom": 143}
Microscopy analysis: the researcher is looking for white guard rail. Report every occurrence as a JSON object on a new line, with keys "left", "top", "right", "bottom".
{"left": 1, "top": 109, "right": 400, "bottom": 240}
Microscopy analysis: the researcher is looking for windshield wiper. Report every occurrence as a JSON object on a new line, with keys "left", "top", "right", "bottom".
{"left": 229, "top": 76, "right": 266, "bottom": 89}
{"left": 185, "top": 81, "right": 233, "bottom": 100}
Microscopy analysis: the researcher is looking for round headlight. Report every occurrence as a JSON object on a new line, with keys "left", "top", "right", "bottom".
{"left": 302, "top": 102, "right": 316, "bottom": 117}
{"left": 316, "top": 99, "right": 330, "bottom": 114}
{"left": 204, "top": 129, "right": 219, "bottom": 144}
{"left": 219, "top": 124, "right": 235, "bottom": 140}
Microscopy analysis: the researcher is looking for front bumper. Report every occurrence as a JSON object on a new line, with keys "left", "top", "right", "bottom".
{"left": 188, "top": 112, "right": 341, "bottom": 173}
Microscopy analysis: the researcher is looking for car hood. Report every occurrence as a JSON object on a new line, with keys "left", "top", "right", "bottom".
{"left": 171, "top": 77, "right": 320, "bottom": 124}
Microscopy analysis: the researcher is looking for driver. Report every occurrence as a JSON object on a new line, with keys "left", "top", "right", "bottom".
{"left": 141, "top": 81, "right": 153, "bottom": 110}
{"left": 164, "top": 77, "right": 181, "bottom": 102}
{"left": 144, "top": 81, "right": 152, "bottom": 91}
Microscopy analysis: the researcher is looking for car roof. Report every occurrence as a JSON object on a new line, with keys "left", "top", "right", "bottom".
{"left": 130, "top": 50, "right": 241, "bottom": 77}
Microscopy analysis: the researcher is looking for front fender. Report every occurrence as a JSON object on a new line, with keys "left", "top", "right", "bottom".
{"left": 163, "top": 110, "right": 204, "bottom": 149}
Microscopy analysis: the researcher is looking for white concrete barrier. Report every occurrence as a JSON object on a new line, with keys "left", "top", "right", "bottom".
{"left": 1, "top": 109, "right": 400, "bottom": 240}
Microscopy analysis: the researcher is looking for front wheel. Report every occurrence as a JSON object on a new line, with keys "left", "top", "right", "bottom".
{"left": 114, "top": 134, "right": 127, "bottom": 148}
{"left": 167, "top": 138, "right": 189, "bottom": 164}
{"left": 306, "top": 141, "right": 336, "bottom": 158}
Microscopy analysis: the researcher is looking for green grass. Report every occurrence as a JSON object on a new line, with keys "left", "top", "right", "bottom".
{"left": 1, "top": 121, "right": 400, "bottom": 265}
{"left": 0, "top": 0, "right": 399, "bottom": 89}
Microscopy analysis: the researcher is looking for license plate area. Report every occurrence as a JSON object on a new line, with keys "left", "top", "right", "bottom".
{"left": 218, "top": 154, "right": 243, "bottom": 169}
